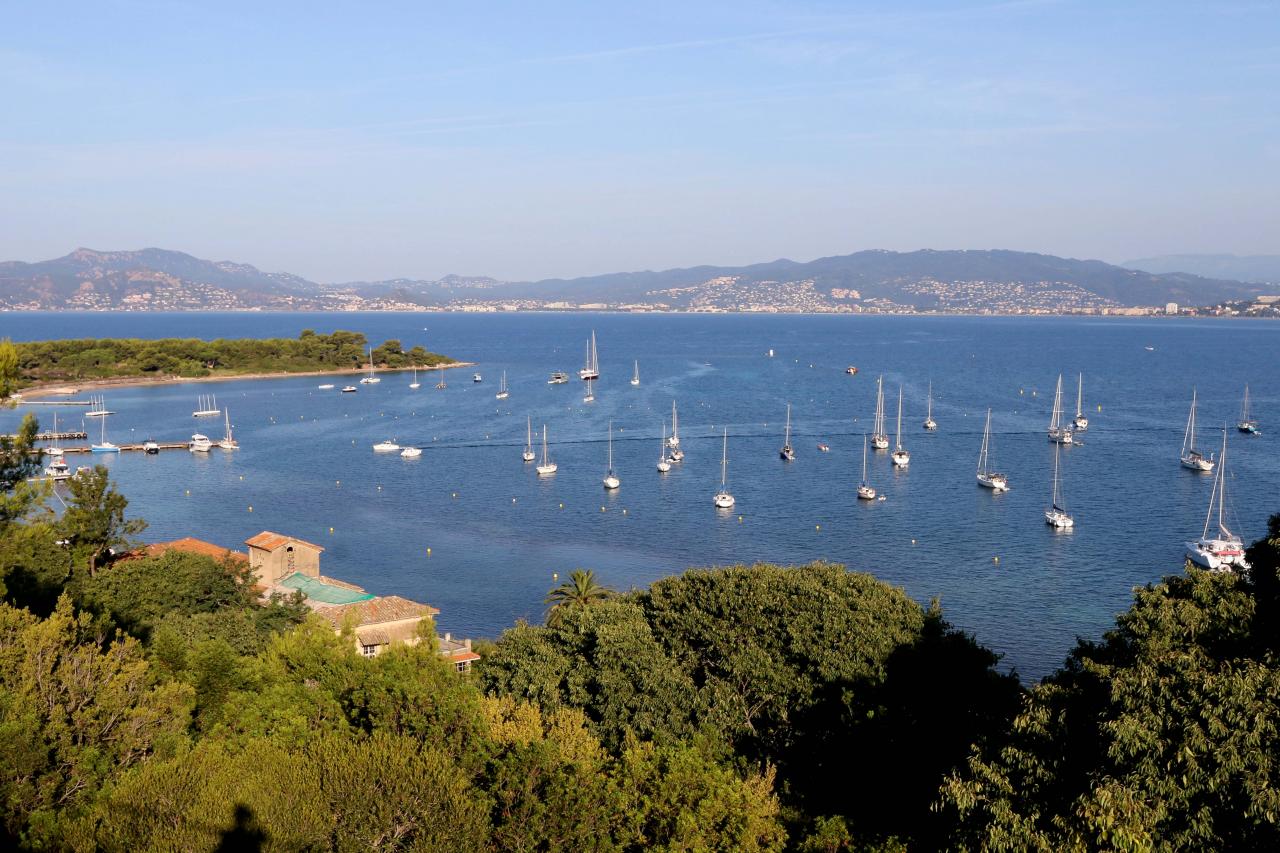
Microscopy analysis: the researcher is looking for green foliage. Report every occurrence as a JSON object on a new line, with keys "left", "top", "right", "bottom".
{"left": 0, "top": 414, "right": 41, "bottom": 537}
{"left": 0, "top": 339, "right": 20, "bottom": 400}
{"left": 545, "top": 567, "right": 614, "bottom": 621}
{"left": 57, "top": 466, "right": 146, "bottom": 575}
{"left": 11, "top": 330, "right": 454, "bottom": 388}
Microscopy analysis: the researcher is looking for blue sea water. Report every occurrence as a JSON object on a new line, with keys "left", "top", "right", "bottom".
{"left": 2, "top": 312, "right": 1277, "bottom": 680}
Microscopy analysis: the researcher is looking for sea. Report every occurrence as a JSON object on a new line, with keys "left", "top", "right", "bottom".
{"left": 2, "top": 312, "right": 1277, "bottom": 681}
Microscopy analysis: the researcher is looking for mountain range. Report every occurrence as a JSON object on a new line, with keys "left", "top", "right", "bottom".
{"left": 0, "top": 247, "right": 1269, "bottom": 313}
{"left": 1122, "top": 254, "right": 1280, "bottom": 284}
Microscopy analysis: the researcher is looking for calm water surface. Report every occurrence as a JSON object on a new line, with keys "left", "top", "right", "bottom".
{"left": 3, "top": 312, "right": 1277, "bottom": 680}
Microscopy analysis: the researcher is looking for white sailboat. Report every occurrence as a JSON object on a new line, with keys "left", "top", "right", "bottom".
{"left": 372, "top": 439, "right": 400, "bottom": 452}
{"left": 189, "top": 433, "right": 212, "bottom": 453}
{"left": 536, "top": 425, "right": 557, "bottom": 475}
{"left": 780, "top": 403, "right": 795, "bottom": 461}
{"left": 857, "top": 435, "right": 876, "bottom": 500}
{"left": 409, "top": 366, "right": 421, "bottom": 390}
{"left": 522, "top": 417, "right": 536, "bottom": 462}
{"left": 218, "top": 409, "right": 238, "bottom": 450}
{"left": 496, "top": 371, "right": 509, "bottom": 400}
{"left": 667, "top": 401, "right": 684, "bottom": 462}
{"left": 603, "top": 420, "right": 620, "bottom": 490}
{"left": 1186, "top": 430, "right": 1249, "bottom": 571}
{"left": 90, "top": 414, "right": 119, "bottom": 453}
{"left": 976, "top": 409, "right": 1008, "bottom": 492}
{"left": 583, "top": 378, "right": 595, "bottom": 403}
{"left": 85, "top": 395, "right": 115, "bottom": 417}
{"left": 1047, "top": 374, "right": 1073, "bottom": 444}
{"left": 657, "top": 421, "right": 671, "bottom": 472}
{"left": 1044, "top": 442, "right": 1073, "bottom": 528}
{"left": 1237, "top": 384, "right": 1259, "bottom": 435}
{"left": 435, "top": 364, "right": 448, "bottom": 389}
{"left": 359, "top": 347, "right": 381, "bottom": 384}
{"left": 630, "top": 360, "right": 640, "bottom": 386}
{"left": 1072, "top": 373, "right": 1089, "bottom": 431}
{"left": 193, "top": 393, "right": 220, "bottom": 417}
{"left": 43, "top": 414, "right": 71, "bottom": 480}
{"left": 1180, "top": 389, "right": 1215, "bottom": 471}
{"left": 891, "top": 387, "right": 910, "bottom": 468}
{"left": 871, "top": 376, "right": 889, "bottom": 449}
{"left": 713, "top": 428, "right": 735, "bottom": 508}
{"left": 923, "top": 381, "right": 937, "bottom": 430}
{"left": 579, "top": 331, "right": 600, "bottom": 381}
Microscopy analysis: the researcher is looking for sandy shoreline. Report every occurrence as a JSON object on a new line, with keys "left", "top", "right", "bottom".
{"left": 16, "top": 361, "right": 477, "bottom": 398}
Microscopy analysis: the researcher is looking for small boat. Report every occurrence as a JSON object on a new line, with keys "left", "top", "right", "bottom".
{"left": 871, "top": 376, "right": 889, "bottom": 449}
{"left": 923, "top": 381, "right": 937, "bottom": 430}
{"left": 657, "top": 421, "right": 672, "bottom": 473}
{"left": 522, "top": 417, "right": 536, "bottom": 463}
{"left": 189, "top": 433, "right": 212, "bottom": 453}
{"left": 193, "top": 394, "right": 220, "bottom": 417}
{"left": 667, "top": 401, "right": 684, "bottom": 462}
{"left": 91, "top": 416, "right": 119, "bottom": 453}
{"left": 767, "top": 349, "right": 774, "bottom": 357}
{"left": 373, "top": 440, "right": 400, "bottom": 452}
{"left": 1186, "top": 430, "right": 1249, "bottom": 571}
{"left": 817, "top": 442, "right": 830, "bottom": 452}
{"left": 630, "top": 360, "right": 640, "bottom": 386}
{"left": 85, "top": 395, "right": 115, "bottom": 418}
{"left": 857, "top": 435, "right": 876, "bottom": 500}
{"left": 548, "top": 372, "right": 569, "bottom": 385}
{"left": 713, "top": 428, "right": 735, "bottom": 509}
{"left": 891, "top": 387, "right": 910, "bottom": 468}
{"left": 44, "top": 454, "right": 71, "bottom": 481}
{"left": 1072, "top": 373, "right": 1089, "bottom": 431}
{"left": 1180, "top": 389, "right": 1215, "bottom": 471}
{"left": 400, "top": 446, "right": 422, "bottom": 458}
{"left": 579, "top": 331, "right": 600, "bottom": 381}
{"left": 845, "top": 366, "right": 858, "bottom": 375}
{"left": 1145, "top": 346, "right": 1155, "bottom": 351}
{"left": 473, "top": 373, "right": 483, "bottom": 383}
{"left": 583, "top": 379, "right": 595, "bottom": 403}
{"left": 359, "top": 347, "right": 381, "bottom": 384}
{"left": 603, "top": 421, "right": 620, "bottom": 490}
{"left": 496, "top": 371, "right": 509, "bottom": 400}
{"left": 409, "top": 367, "right": 421, "bottom": 390}
{"left": 1237, "top": 384, "right": 1259, "bottom": 434}
{"left": 780, "top": 403, "right": 795, "bottom": 461}
{"left": 536, "top": 425, "right": 557, "bottom": 475}
{"left": 143, "top": 439, "right": 160, "bottom": 454}
{"left": 218, "top": 410, "right": 238, "bottom": 450}
{"left": 435, "top": 365, "right": 448, "bottom": 389}
{"left": 976, "top": 409, "right": 1009, "bottom": 492}
{"left": 1047, "top": 374, "right": 1073, "bottom": 444}
{"left": 1044, "top": 442, "right": 1073, "bottom": 528}
{"left": 318, "top": 383, "right": 336, "bottom": 390}
{"left": 341, "top": 386, "right": 358, "bottom": 393}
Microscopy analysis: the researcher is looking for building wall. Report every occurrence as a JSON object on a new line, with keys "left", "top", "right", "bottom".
{"left": 249, "top": 542, "right": 322, "bottom": 584}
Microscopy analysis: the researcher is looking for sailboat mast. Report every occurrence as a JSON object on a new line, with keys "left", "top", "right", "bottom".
{"left": 861, "top": 435, "right": 868, "bottom": 483}
{"left": 785, "top": 404, "right": 791, "bottom": 445}
{"left": 1216, "top": 431, "right": 1229, "bottom": 536}
{"left": 979, "top": 409, "right": 990, "bottom": 474}
{"left": 720, "top": 429, "right": 728, "bottom": 487}
{"left": 895, "top": 387, "right": 903, "bottom": 448}
{"left": 1076, "top": 373, "right": 1083, "bottom": 418}
{"left": 927, "top": 382, "right": 933, "bottom": 420}
{"left": 607, "top": 421, "right": 613, "bottom": 471}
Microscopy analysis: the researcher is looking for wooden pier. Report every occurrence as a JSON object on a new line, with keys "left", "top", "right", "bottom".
{"left": 3, "top": 430, "right": 91, "bottom": 441}
{"left": 57, "top": 443, "right": 192, "bottom": 454}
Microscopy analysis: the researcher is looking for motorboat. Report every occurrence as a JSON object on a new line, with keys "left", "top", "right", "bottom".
{"left": 845, "top": 366, "right": 858, "bottom": 375}
{"left": 373, "top": 440, "right": 400, "bottom": 452}
{"left": 548, "top": 372, "right": 569, "bottom": 385}
{"left": 473, "top": 373, "right": 483, "bottom": 383}
{"left": 44, "top": 456, "right": 72, "bottom": 481}
{"left": 341, "top": 386, "right": 358, "bottom": 393}
{"left": 189, "top": 433, "right": 213, "bottom": 453}
{"left": 400, "top": 446, "right": 422, "bottom": 458}
{"left": 817, "top": 442, "right": 830, "bottom": 452}
{"left": 143, "top": 439, "right": 160, "bottom": 454}
{"left": 318, "top": 383, "right": 336, "bottom": 390}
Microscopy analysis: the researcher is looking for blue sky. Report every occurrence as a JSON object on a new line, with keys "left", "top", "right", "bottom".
{"left": 2, "top": 1, "right": 1277, "bottom": 281}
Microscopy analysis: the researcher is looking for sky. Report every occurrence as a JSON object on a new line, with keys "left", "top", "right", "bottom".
{"left": 1, "top": 0, "right": 1277, "bottom": 282}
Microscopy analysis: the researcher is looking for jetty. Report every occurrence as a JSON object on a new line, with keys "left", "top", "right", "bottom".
{"left": 56, "top": 443, "right": 190, "bottom": 454}
{"left": 4, "top": 430, "right": 91, "bottom": 441}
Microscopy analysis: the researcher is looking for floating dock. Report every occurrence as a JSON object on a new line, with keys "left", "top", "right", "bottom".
{"left": 3, "top": 430, "right": 91, "bottom": 441}
{"left": 56, "top": 443, "right": 192, "bottom": 454}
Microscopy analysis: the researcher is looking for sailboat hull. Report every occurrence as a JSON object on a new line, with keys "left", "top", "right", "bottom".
{"left": 1044, "top": 509, "right": 1074, "bottom": 528}
{"left": 977, "top": 473, "right": 1008, "bottom": 492}
{"left": 1180, "top": 454, "right": 1215, "bottom": 472}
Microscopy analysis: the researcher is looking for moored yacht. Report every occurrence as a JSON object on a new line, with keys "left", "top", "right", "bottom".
{"left": 713, "top": 428, "right": 734, "bottom": 509}
{"left": 923, "top": 381, "right": 937, "bottom": 430}
{"left": 631, "top": 360, "right": 640, "bottom": 386}
{"left": 189, "top": 433, "right": 212, "bottom": 453}
{"left": 602, "top": 421, "right": 620, "bottom": 490}
{"left": 536, "top": 425, "right": 557, "bottom": 475}
{"left": 667, "top": 401, "right": 684, "bottom": 462}
{"left": 891, "top": 386, "right": 910, "bottom": 468}
{"left": 1047, "top": 374, "right": 1074, "bottom": 444}
{"left": 1180, "top": 389, "right": 1215, "bottom": 471}
{"left": 1044, "top": 442, "right": 1073, "bottom": 528}
{"left": 780, "top": 403, "right": 795, "bottom": 461}
{"left": 359, "top": 347, "right": 381, "bottom": 384}
{"left": 578, "top": 331, "right": 600, "bottom": 381}
{"left": 1072, "top": 373, "right": 1089, "bottom": 431}
{"left": 218, "top": 410, "right": 238, "bottom": 450}
{"left": 657, "top": 421, "right": 672, "bottom": 473}
{"left": 976, "top": 409, "right": 1008, "bottom": 492}
{"left": 522, "top": 417, "right": 537, "bottom": 463}
{"left": 1185, "top": 430, "right": 1250, "bottom": 571}
{"left": 1237, "top": 384, "right": 1259, "bottom": 435}
{"left": 857, "top": 435, "right": 876, "bottom": 501}
{"left": 548, "top": 372, "right": 569, "bottom": 385}
{"left": 372, "top": 439, "right": 400, "bottom": 452}
{"left": 871, "top": 376, "right": 890, "bottom": 450}
{"left": 496, "top": 371, "right": 509, "bottom": 400}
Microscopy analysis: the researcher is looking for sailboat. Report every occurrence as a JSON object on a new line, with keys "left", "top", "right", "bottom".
{"left": 1237, "top": 385, "right": 1259, "bottom": 434}
{"left": 657, "top": 421, "right": 672, "bottom": 472}
{"left": 667, "top": 401, "right": 684, "bottom": 462}
{"left": 857, "top": 435, "right": 876, "bottom": 500}
{"left": 496, "top": 371, "right": 509, "bottom": 400}
{"left": 891, "top": 386, "right": 910, "bottom": 468}
{"left": 193, "top": 394, "right": 220, "bottom": 417}
{"left": 1044, "top": 442, "right": 1073, "bottom": 528}
{"left": 85, "top": 395, "right": 115, "bottom": 417}
{"left": 579, "top": 331, "right": 600, "bottom": 381}
{"left": 43, "top": 414, "right": 71, "bottom": 480}
{"left": 218, "top": 409, "right": 238, "bottom": 450}
{"left": 780, "top": 403, "right": 795, "bottom": 461}
{"left": 536, "top": 425, "right": 557, "bottom": 475}
{"left": 923, "top": 381, "right": 937, "bottom": 430}
{"left": 1180, "top": 389, "right": 1215, "bottom": 471}
{"left": 1186, "top": 430, "right": 1250, "bottom": 571}
{"left": 409, "top": 366, "right": 421, "bottom": 390}
{"left": 976, "top": 409, "right": 1008, "bottom": 492}
{"left": 871, "top": 376, "right": 889, "bottom": 449}
{"left": 522, "top": 417, "right": 536, "bottom": 462}
{"left": 90, "top": 413, "right": 119, "bottom": 453}
{"left": 435, "top": 364, "right": 447, "bottom": 389}
{"left": 583, "top": 378, "right": 595, "bottom": 403}
{"left": 603, "top": 420, "right": 620, "bottom": 489}
{"left": 359, "top": 347, "right": 381, "bottom": 384}
{"left": 713, "top": 428, "right": 735, "bottom": 508}
{"left": 1072, "top": 373, "right": 1089, "bottom": 431}
{"left": 1047, "top": 374, "right": 1073, "bottom": 444}
{"left": 631, "top": 360, "right": 640, "bottom": 386}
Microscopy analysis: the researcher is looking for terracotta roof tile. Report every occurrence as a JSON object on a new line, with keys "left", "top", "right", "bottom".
{"left": 244, "top": 531, "right": 324, "bottom": 553}
{"left": 141, "top": 537, "right": 248, "bottom": 563}
{"left": 315, "top": 595, "right": 439, "bottom": 631}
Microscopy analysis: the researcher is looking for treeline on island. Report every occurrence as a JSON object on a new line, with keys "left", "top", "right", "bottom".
{"left": 2, "top": 348, "right": 1280, "bottom": 849}
{"left": 9, "top": 330, "right": 453, "bottom": 389}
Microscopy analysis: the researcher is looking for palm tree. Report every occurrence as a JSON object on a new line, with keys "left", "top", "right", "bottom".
{"left": 545, "top": 569, "right": 613, "bottom": 619}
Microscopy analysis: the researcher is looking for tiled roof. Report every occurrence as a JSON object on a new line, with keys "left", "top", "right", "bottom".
{"left": 315, "top": 595, "right": 440, "bottom": 631}
{"left": 244, "top": 531, "right": 324, "bottom": 553}
{"left": 141, "top": 537, "right": 248, "bottom": 563}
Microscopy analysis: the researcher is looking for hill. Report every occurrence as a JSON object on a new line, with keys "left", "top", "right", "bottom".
{"left": 1122, "top": 253, "right": 1280, "bottom": 285}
